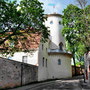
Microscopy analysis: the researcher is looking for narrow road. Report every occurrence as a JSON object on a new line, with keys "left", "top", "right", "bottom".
{"left": 9, "top": 75, "right": 90, "bottom": 90}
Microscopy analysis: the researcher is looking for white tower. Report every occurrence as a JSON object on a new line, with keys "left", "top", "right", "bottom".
{"left": 45, "top": 14, "right": 65, "bottom": 50}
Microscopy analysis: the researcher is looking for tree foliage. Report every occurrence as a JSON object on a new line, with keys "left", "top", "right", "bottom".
{"left": 62, "top": 2, "right": 90, "bottom": 74}
{"left": 62, "top": 4, "right": 90, "bottom": 55}
{"left": 76, "top": 61, "right": 84, "bottom": 66}
{"left": 0, "top": 0, "right": 49, "bottom": 54}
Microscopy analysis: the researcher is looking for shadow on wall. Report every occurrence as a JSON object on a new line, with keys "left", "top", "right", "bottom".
{"left": 0, "top": 57, "right": 38, "bottom": 89}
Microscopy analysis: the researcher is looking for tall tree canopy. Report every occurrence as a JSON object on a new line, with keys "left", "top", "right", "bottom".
{"left": 62, "top": 2, "right": 90, "bottom": 75}
{"left": 62, "top": 4, "right": 90, "bottom": 54}
{"left": 0, "top": 0, "right": 49, "bottom": 54}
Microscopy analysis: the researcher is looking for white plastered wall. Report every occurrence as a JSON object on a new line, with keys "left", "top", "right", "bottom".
{"left": 38, "top": 41, "right": 72, "bottom": 81}
{"left": 45, "top": 16, "right": 65, "bottom": 49}
{"left": 38, "top": 41, "right": 49, "bottom": 81}
{"left": 38, "top": 14, "right": 72, "bottom": 81}
{"left": 0, "top": 50, "right": 39, "bottom": 66}
{"left": 48, "top": 54, "right": 72, "bottom": 79}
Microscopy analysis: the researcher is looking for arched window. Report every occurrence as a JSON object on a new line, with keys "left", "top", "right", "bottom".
{"left": 59, "top": 21, "right": 61, "bottom": 25}
{"left": 59, "top": 42, "right": 63, "bottom": 51}
{"left": 42, "top": 57, "right": 44, "bottom": 67}
{"left": 22, "top": 56, "right": 27, "bottom": 63}
{"left": 58, "top": 59, "right": 61, "bottom": 65}
{"left": 46, "top": 48, "right": 47, "bottom": 52}
{"left": 42, "top": 44, "right": 44, "bottom": 50}
{"left": 50, "top": 21, "right": 53, "bottom": 24}
{"left": 46, "top": 59, "right": 47, "bottom": 67}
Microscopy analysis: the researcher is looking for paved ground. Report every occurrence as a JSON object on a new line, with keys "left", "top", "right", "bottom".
{"left": 9, "top": 75, "right": 90, "bottom": 90}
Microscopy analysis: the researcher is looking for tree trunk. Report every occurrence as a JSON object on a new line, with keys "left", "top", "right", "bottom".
{"left": 79, "top": 56, "right": 82, "bottom": 74}
{"left": 73, "top": 54, "right": 77, "bottom": 76}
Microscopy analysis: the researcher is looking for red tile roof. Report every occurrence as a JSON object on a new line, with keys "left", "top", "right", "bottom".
{"left": 0, "top": 32, "right": 41, "bottom": 51}
{"left": 16, "top": 33, "right": 41, "bottom": 50}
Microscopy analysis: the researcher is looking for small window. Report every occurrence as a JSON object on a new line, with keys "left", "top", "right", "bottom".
{"left": 42, "top": 44, "right": 44, "bottom": 50}
{"left": 46, "top": 48, "right": 47, "bottom": 51}
{"left": 50, "top": 21, "right": 53, "bottom": 24}
{"left": 59, "top": 21, "right": 61, "bottom": 25}
{"left": 46, "top": 59, "right": 47, "bottom": 67}
{"left": 59, "top": 42, "right": 63, "bottom": 51}
{"left": 42, "top": 57, "right": 44, "bottom": 67}
{"left": 22, "top": 56, "right": 27, "bottom": 63}
{"left": 58, "top": 59, "right": 61, "bottom": 65}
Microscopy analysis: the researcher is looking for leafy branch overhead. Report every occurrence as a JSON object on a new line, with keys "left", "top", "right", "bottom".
{"left": 0, "top": 0, "right": 49, "bottom": 54}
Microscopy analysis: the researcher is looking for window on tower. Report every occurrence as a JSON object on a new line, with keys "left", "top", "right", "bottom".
{"left": 50, "top": 21, "right": 53, "bottom": 24}
{"left": 59, "top": 42, "right": 63, "bottom": 51}
{"left": 59, "top": 21, "right": 61, "bottom": 25}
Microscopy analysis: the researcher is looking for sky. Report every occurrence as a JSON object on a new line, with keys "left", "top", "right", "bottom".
{"left": 38, "top": 0, "right": 90, "bottom": 15}
{"left": 17, "top": 0, "right": 90, "bottom": 15}
{"left": 38, "top": 0, "right": 75, "bottom": 14}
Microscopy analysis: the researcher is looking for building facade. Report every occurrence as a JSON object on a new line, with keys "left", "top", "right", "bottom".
{"left": 1, "top": 14, "right": 72, "bottom": 81}
{"left": 84, "top": 51, "right": 90, "bottom": 83}
{"left": 38, "top": 14, "right": 72, "bottom": 81}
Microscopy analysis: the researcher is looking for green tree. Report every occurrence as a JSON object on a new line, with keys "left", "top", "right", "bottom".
{"left": 62, "top": 3, "right": 90, "bottom": 75}
{"left": 0, "top": 0, "right": 49, "bottom": 55}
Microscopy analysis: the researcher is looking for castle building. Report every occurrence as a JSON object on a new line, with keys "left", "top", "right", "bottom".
{"left": 1, "top": 14, "right": 72, "bottom": 81}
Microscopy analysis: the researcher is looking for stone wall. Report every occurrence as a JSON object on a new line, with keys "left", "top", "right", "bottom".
{"left": 0, "top": 57, "right": 38, "bottom": 89}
